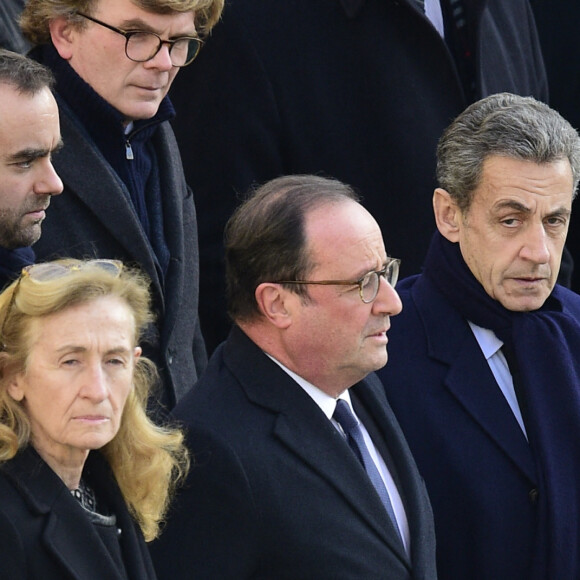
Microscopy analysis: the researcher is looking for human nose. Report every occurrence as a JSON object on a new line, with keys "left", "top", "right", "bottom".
{"left": 145, "top": 42, "right": 173, "bottom": 71}
{"left": 519, "top": 223, "right": 550, "bottom": 264}
{"left": 79, "top": 365, "right": 108, "bottom": 402}
{"left": 372, "top": 276, "right": 403, "bottom": 316}
{"left": 34, "top": 160, "right": 63, "bottom": 197}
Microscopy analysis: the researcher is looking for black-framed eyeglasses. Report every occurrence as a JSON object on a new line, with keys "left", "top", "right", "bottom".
{"left": 275, "top": 258, "right": 400, "bottom": 304}
{"left": 0, "top": 259, "right": 124, "bottom": 350}
{"left": 76, "top": 12, "right": 203, "bottom": 67}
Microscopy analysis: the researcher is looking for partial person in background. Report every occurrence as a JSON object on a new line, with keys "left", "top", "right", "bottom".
{"left": 531, "top": 0, "right": 580, "bottom": 292}
{"left": 0, "top": 49, "right": 62, "bottom": 288}
{"left": 0, "top": 0, "right": 29, "bottom": 53}
{"left": 150, "top": 175, "right": 437, "bottom": 579}
{"left": 378, "top": 93, "right": 580, "bottom": 579}
{"left": 0, "top": 258, "right": 189, "bottom": 579}
{"left": 20, "top": 0, "right": 224, "bottom": 410}
{"left": 168, "top": 0, "right": 551, "bottom": 353}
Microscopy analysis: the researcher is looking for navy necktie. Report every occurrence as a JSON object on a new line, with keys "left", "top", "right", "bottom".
{"left": 333, "top": 399, "right": 401, "bottom": 537}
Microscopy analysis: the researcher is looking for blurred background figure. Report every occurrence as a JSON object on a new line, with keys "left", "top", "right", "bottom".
{"left": 0, "top": 0, "right": 29, "bottom": 53}
{"left": 169, "top": 0, "right": 551, "bottom": 353}
{"left": 531, "top": 0, "right": 580, "bottom": 292}
{"left": 0, "top": 259, "right": 188, "bottom": 579}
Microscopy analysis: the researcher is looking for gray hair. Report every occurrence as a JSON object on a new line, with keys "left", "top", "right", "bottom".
{"left": 0, "top": 49, "right": 54, "bottom": 95}
{"left": 437, "top": 92, "right": 580, "bottom": 211}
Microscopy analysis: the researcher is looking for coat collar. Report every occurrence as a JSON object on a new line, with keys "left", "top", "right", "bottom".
{"left": 223, "top": 327, "right": 413, "bottom": 567}
{"left": 1, "top": 447, "right": 155, "bottom": 580}
{"left": 53, "top": 104, "right": 161, "bottom": 285}
{"left": 410, "top": 274, "right": 536, "bottom": 482}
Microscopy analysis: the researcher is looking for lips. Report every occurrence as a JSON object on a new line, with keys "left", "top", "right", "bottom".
{"left": 74, "top": 415, "right": 109, "bottom": 423}
{"left": 25, "top": 208, "right": 47, "bottom": 221}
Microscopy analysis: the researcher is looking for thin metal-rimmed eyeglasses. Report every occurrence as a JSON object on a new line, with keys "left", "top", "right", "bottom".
{"left": 76, "top": 12, "right": 203, "bottom": 67}
{"left": 275, "top": 257, "right": 401, "bottom": 304}
{"left": 0, "top": 259, "right": 124, "bottom": 350}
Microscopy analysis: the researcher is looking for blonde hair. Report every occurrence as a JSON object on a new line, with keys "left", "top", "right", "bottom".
{"left": 21, "top": 0, "right": 224, "bottom": 45}
{"left": 0, "top": 259, "right": 189, "bottom": 541}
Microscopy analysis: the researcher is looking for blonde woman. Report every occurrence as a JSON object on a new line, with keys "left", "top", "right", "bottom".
{"left": 0, "top": 259, "right": 188, "bottom": 579}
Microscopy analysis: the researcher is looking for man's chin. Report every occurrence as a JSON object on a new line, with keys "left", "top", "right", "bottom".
{"left": 498, "top": 292, "right": 551, "bottom": 312}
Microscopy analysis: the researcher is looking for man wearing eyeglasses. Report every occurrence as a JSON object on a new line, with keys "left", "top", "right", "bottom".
{"left": 378, "top": 93, "right": 580, "bottom": 579}
{"left": 150, "top": 174, "right": 437, "bottom": 579}
{"left": 19, "top": 0, "right": 223, "bottom": 411}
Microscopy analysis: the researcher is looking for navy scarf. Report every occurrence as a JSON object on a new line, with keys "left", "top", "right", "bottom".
{"left": 31, "top": 44, "right": 172, "bottom": 280}
{"left": 423, "top": 231, "right": 580, "bottom": 579}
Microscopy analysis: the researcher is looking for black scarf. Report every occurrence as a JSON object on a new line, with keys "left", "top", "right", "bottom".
{"left": 423, "top": 231, "right": 580, "bottom": 579}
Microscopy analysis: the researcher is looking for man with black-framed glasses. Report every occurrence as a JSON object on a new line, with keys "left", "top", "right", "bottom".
{"left": 19, "top": 0, "right": 223, "bottom": 411}
{"left": 150, "top": 174, "right": 437, "bottom": 579}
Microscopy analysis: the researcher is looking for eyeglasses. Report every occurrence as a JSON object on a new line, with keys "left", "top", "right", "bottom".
{"left": 0, "top": 259, "right": 123, "bottom": 349}
{"left": 76, "top": 12, "right": 203, "bottom": 67}
{"left": 275, "top": 258, "right": 400, "bottom": 304}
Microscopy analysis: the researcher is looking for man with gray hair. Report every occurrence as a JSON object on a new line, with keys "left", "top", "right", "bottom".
{"left": 378, "top": 92, "right": 580, "bottom": 579}
{"left": 0, "top": 49, "right": 62, "bottom": 287}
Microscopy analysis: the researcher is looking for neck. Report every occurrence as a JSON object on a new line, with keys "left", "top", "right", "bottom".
{"left": 32, "top": 441, "right": 88, "bottom": 490}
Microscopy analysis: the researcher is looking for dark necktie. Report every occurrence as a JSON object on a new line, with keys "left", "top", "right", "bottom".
{"left": 333, "top": 399, "right": 401, "bottom": 537}
{"left": 415, "top": 0, "right": 425, "bottom": 12}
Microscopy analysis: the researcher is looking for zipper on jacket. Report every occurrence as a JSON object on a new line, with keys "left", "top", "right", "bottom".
{"left": 125, "top": 140, "right": 134, "bottom": 160}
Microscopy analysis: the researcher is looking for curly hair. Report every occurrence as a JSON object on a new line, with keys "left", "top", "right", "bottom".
{"left": 21, "top": 0, "right": 224, "bottom": 45}
{"left": 0, "top": 259, "right": 189, "bottom": 541}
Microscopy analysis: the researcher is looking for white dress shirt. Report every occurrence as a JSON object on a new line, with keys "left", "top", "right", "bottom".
{"left": 469, "top": 322, "right": 528, "bottom": 438}
{"left": 425, "top": 0, "right": 445, "bottom": 38}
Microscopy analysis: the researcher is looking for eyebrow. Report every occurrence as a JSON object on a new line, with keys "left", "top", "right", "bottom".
{"left": 494, "top": 199, "right": 571, "bottom": 219}
{"left": 55, "top": 345, "right": 132, "bottom": 356}
{"left": 7, "top": 139, "right": 64, "bottom": 164}
{"left": 353, "top": 262, "right": 389, "bottom": 280}
{"left": 118, "top": 17, "right": 197, "bottom": 38}
{"left": 494, "top": 200, "right": 532, "bottom": 214}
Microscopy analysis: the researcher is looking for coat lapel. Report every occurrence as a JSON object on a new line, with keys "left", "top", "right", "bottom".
{"left": 413, "top": 276, "right": 536, "bottom": 483}
{"left": 153, "top": 123, "right": 188, "bottom": 333}
{"left": 352, "top": 377, "right": 435, "bottom": 574}
{"left": 4, "top": 448, "right": 131, "bottom": 580}
{"left": 225, "top": 329, "right": 410, "bottom": 567}
{"left": 54, "top": 104, "right": 161, "bottom": 291}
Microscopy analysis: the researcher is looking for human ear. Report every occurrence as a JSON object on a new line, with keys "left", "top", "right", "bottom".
{"left": 433, "top": 188, "right": 462, "bottom": 243}
{"left": 254, "top": 283, "right": 292, "bottom": 329}
{"left": 6, "top": 375, "right": 25, "bottom": 402}
{"left": 49, "top": 16, "right": 76, "bottom": 60}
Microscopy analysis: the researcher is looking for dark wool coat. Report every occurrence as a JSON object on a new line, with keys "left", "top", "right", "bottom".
{"left": 0, "top": 447, "right": 156, "bottom": 580}
{"left": 378, "top": 274, "right": 580, "bottom": 579}
{"left": 150, "top": 326, "right": 437, "bottom": 579}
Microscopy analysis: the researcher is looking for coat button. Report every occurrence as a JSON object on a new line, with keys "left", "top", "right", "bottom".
{"left": 529, "top": 488, "right": 539, "bottom": 504}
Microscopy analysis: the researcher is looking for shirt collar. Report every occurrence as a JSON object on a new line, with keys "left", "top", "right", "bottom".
{"left": 468, "top": 321, "right": 503, "bottom": 360}
{"left": 265, "top": 353, "right": 352, "bottom": 419}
